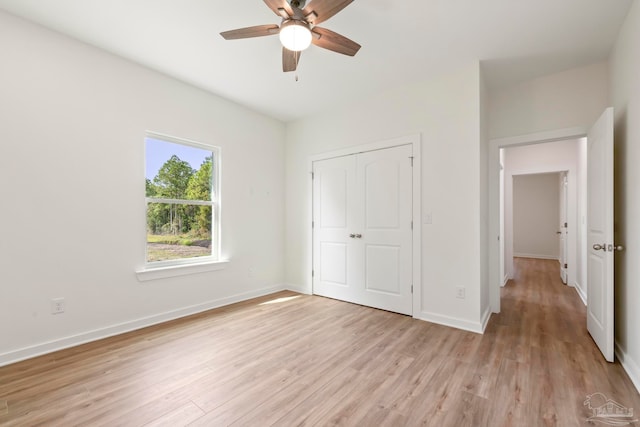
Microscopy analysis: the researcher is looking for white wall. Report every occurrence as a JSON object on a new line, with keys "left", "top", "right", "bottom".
{"left": 0, "top": 11, "right": 286, "bottom": 365}
{"left": 609, "top": 0, "right": 640, "bottom": 392}
{"left": 512, "top": 173, "right": 561, "bottom": 259}
{"left": 490, "top": 62, "right": 609, "bottom": 139}
{"left": 502, "top": 140, "right": 580, "bottom": 291}
{"left": 285, "top": 62, "right": 488, "bottom": 332}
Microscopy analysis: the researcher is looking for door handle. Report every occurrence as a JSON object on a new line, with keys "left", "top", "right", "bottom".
{"left": 355, "top": 234, "right": 362, "bottom": 239}
{"left": 592, "top": 244, "right": 606, "bottom": 251}
{"left": 556, "top": 231, "right": 562, "bottom": 234}
{"left": 613, "top": 244, "right": 624, "bottom": 251}
{"left": 349, "top": 234, "right": 356, "bottom": 238}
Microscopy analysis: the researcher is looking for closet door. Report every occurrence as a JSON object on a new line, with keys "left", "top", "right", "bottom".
{"left": 312, "top": 154, "right": 360, "bottom": 304}
{"left": 357, "top": 145, "right": 413, "bottom": 315}
{"left": 312, "top": 144, "right": 413, "bottom": 315}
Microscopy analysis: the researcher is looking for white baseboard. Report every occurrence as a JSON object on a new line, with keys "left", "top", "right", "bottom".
{"left": 615, "top": 341, "right": 640, "bottom": 395}
{"left": 0, "top": 284, "right": 286, "bottom": 367}
{"left": 480, "top": 305, "right": 492, "bottom": 333}
{"left": 416, "top": 310, "right": 484, "bottom": 334}
{"left": 284, "top": 283, "right": 311, "bottom": 295}
{"left": 513, "top": 253, "right": 559, "bottom": 260}
{"left": 573, "top": 281, "right": 587, "bottom": 305}
{"left": 502, "top": 274, "right": 510, "bottom": 287}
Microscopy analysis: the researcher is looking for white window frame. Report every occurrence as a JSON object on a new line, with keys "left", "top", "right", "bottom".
{"left": 137, "top": 132, "right": 225, "bottom": 280}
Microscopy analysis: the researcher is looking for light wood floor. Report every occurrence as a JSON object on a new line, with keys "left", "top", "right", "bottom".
{"left": 1, "top": 258, "right": 639, "bottom": 426}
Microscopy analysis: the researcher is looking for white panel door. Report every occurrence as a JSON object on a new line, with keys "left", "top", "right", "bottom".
{"left": 312, "top": 144, "right": 413, "bottom": 315}
{"left": 587, "top": 107, "right": 615, "bottom": 362}
{"left": 312, "top": 155, "right": 359, "bottom": 304}
{"left": 357, "top": 146, "right": 413, "bottom": 314}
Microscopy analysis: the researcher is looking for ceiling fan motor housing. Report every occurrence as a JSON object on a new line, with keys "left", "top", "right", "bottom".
{"left": 290, "top": 0, "right": 306, "bottom": 9}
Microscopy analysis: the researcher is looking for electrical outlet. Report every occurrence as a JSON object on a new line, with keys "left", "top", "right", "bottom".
{"left": 455, "top": 287, "right": 466, "bottom": 299}
{"left": 51, "top": 298, "right": 65, "bottom": 314}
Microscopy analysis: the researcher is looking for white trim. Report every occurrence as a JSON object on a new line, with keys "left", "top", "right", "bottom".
{"left": 146, "top": 131, "right": 219, "bottom": 152}
{"left": 480, "top": 305, "right": 492, "bottom": 333}
{"left": 490, "top": 126, "right": 587, "bottom": 148}
{"left": 0, "top": 284, "right": 285, "bottom": 367}
{"left": 308, "top": 134, "right": 421, "bottom": 317}
{"left": 615, "top": 342, "right": 640, "bottom": 394}
{"left": 308, "top": 135, "right": 418, "bottom": 163}
{"left": 416, "top": 311, "right": 484, "bottom": 334}
{"left": 573, "top": 281, "right": 587, "bottom": 305}
{"left": 502, "top": 274, "right": 510, "bottom": 287}
{"left": 284, "top": 283, "right": 310, "bottom": 294}
{"left": 513, "top": 253, "right": 559, "bottom": 260}
{"left": 489, "top": 126, "right": 588, "bottom": 313}
{"left": 136, "top": 259, "right": 229, "bottom": 281}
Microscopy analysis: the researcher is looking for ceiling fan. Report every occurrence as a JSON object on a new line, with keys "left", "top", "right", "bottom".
{"left": 220, "top": 0, "right": 361, "bottom": 72}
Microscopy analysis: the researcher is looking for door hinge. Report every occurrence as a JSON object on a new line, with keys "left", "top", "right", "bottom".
{"left": 411, "top": 220, "right": 413, "bottom": 230}
{"left": 409, "top": 156, "right": 414, "bottom": 167}
{"left": 564, "top": 222, "right": 568, "bottom": 227}
{"left": 564, "top": 263, "right": 568, "bottom": 269}
{"left": 312, "top": 270, "right": 314, "bottom": 278}
{"left": 411, "top": 285, "right": 413, "bottom": 293}
{"left": 311, "top": 172, "right": 315, "bottom": 180}
{"left": 312, "top": 221, "right": 314, "bottom": 228}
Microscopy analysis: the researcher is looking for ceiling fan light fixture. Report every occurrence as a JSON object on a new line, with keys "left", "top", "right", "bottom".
{"left": 279, "top": 20, "right": 312, "bottom": 51}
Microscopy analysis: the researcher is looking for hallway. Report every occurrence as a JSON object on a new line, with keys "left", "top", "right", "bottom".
{"left": 491, "top": 257, "right": 640, "bottom": 425}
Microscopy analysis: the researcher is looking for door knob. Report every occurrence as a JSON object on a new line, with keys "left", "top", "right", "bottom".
{"left": 349, "top": 234, "right": 356, "bottom": 238}
{"left": 593, "top": 244, "right": 605, "bottom": 251}
{"left": 614, "top": 245, "right": 624, "bottom": 251}
{"left": 556, "top": 231, "right": 562, "bottom": 234}
{"left": 354, "top": 234, "right": 362, "bottom": 239}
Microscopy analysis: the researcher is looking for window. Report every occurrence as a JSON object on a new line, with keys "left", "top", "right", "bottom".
{"left": 144, "top": 133, "right": 219, "bottom": 266}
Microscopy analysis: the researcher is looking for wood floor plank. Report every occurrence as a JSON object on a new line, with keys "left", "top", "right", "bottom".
{"left": 142, "top": 401, "right": 205, "bottom": 427}
{"left": 1, "top": 259, "right": 639, "bottom": 426}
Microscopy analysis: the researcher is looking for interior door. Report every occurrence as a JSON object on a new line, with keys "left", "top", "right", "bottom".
{"left": 559, "top": 173, "right": 568, "bottom": 284}
{"left": 312, "top": 144, "right": 413, "bottom": 315}
{"left": 312, "top": 154, "right": 359, "bottom": 304}
{"left": 587, "top": 107, "right": 615, "bottom": 362}
{"left": 357, "top": 146, "right": 413, "bottom": 315}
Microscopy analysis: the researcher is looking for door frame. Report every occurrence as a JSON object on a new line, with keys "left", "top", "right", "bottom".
{"left": 560, "top": 172, "right": 569, "bottom": 284}
{"left": 506, "top": 170, "right": 569, "bottom": 281}
{"left": 307, "top": 134, "right": 422, "bottom": 317}
{"left": 489, "top": 127, "right": 586, "bottom": 313}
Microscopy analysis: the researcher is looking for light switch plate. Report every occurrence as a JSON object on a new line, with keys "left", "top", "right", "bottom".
{"left": 423, "top": 212, "right": 432, "bottom": 224}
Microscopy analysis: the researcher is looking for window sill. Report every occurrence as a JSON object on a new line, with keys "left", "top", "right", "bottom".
{"left": 136, "top": 259, "right": 229, "bottom": 282}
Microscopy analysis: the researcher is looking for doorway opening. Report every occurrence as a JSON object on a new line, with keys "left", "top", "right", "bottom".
{"left": 507, "top": 171, "right": 568, "bottom": 283}
{"left": 498, "top": 138, "right": 587, "bottom": 304}
{"left": 490, "top": 109, "right": 616, "bottom": 363}
{"left": 489, "top": 128, "right": 589, "bottom": 314}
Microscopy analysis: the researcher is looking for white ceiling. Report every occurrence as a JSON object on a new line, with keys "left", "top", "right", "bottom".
{"left": 0, "top": 0, "right": 632, "bottom": 122}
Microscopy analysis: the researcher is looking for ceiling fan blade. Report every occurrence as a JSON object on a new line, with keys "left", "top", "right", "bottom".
{"left": 303, "top": 0, "right": 354, "bottom": 25}
{"left": 220, "top": 24, "right": 280, "bottom": 40}
{"left": 283, "top": 48, "right": 301, "bottom": 72}
{"left": 263, "top": 0, "right": 293, "bottom": 18}
{"left": 311, "top": 27, "right": 361, "bottom": 56}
